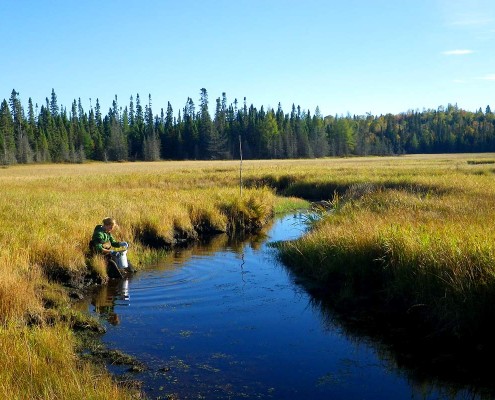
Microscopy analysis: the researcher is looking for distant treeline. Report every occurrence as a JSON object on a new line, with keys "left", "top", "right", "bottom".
{"left": 1, "top": 88, "right": 494, "bottom": 164}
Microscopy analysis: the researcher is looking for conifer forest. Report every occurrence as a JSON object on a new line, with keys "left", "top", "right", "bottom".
{"left": 1, "top": 88, "right": 494, "bottom": 165}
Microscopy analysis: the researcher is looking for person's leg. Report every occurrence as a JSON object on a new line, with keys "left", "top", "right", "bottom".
{"left": 106, "top": 256, "right": 124, "bottom": 279}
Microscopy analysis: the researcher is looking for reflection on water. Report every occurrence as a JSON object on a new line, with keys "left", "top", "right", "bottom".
{"left": 79, "top": 213, "right": 495, "bottom": 400}
{"left": 92, "top": 279, "right": 130, "bottom": 325}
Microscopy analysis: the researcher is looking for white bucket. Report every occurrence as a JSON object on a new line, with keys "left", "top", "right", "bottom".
{"left": 115, "top": 250, "right": 129, "bottom": 269}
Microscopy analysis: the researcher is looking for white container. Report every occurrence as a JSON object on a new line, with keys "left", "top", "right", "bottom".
{"left": 114, "top": 250, "right": 129, "bottom": 269}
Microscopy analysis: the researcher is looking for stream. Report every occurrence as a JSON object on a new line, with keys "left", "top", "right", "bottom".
{"left": 79, "top": 213, "right": 492, "bottom": 399}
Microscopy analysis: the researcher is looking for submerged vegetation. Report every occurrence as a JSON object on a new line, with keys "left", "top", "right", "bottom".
{"left": 2, "top": 153, "right": 495, "bottom": 397}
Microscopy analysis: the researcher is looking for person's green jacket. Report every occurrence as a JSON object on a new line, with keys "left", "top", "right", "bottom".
{"left": 90, "top": 225, "right": 120, "bottom": 254}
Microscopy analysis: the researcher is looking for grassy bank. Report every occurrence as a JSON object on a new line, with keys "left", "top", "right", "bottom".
{"left": 275, "top": 154, "right": 495, "bottom": 346}
{"left": 0, "top": 161, "right": 277, "bottom": 399}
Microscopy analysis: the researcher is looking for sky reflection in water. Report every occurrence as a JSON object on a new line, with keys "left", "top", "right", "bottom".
{"left": 84, "top": 213, "right": 488, "bottom": 400}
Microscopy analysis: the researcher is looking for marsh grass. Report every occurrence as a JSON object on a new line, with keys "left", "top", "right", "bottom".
{"left": 275, "top": 154, "right": 495, "bottom": 342}
{"left": 0, "top": 324, "right": 139, "bottom": 400}
{"left": 274, "top": 196, "right": 310, "bottom": 214}
{"left": 2, "top": 154, "right": 495, "bottom": 396}
{"left": 0, "top": 160, "right": 277, "bottom": 398}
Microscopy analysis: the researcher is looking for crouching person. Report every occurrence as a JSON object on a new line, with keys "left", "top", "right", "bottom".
{"left": 90, "top": 217, "right": 134, "bottom": 278}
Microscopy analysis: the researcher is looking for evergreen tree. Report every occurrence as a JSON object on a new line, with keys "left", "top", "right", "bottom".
{"left": 10, "top": 90, "right": 34, "bottom": 163}
{"left": 143, "top": 94, "right": 160, "bottom": 161}
{"left": 198, "top": 88, "right": 214, "bottom": 159}
{"left": 0, "top": 99, "right": 16, "bottom": 164}
{"left": 309, "top": 106, "right": 329, "bottom": 157}
{"left": 34, "top": 113, "right": 45, "bottom": 162}
{"left": 162, "top": 102, "right": 175, "bottom": 159}
{"left": 36, "top": 104, "right": 53, "bottom": 162}
{"left": 105, "top": 97, "right": 128, "bottom": 161}
{"left": 209, "top": 95, "right": 230, "bottom": 159}
{"left": 281, "top": 114, "right": 296, "bottom": 158}
{"left": 27, "top": 98, "right": 36, "bottom": 145}
{"left": 77, "top": 98, "right": 93, "bottom": 159}
{"left": 49, "top": 88, "right": 59, "bottom": 117}
{"left": 291, "top": 105, "right": 311, "bottom": 157}
{"left": 104, "top": 116, "right": 126, "bottom": 161}
{"left": 143, "top": 132, "right": 161, "bottom": 161}
{"left": 128, "top": 93, "right": 144, "bottom": 159}
{"left": 182, "top": 97, "right": 198, "bottom": 159}
{"left": 86, "top": 108, "right": 98, "bottom": 159}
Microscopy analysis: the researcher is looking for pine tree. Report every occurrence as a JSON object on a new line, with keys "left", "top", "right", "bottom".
{"left": 281, "top": 114, "right": 296, "bottom": 158}
{"left": 183, "top": 97, "right": 198, "bottom": 159}
{"left": 309, "top": 107, "right": 328, "bottom": 157}
{"left": 27, "top": 98, "right": 37, "bottom": 147}
{"left": 291, "top": 105, "right": 311, "bottom": 157}
{"left": 57, "top": 110, "right": 71, "bottom": 162}
{"left": 142, "top": 94, "right": 160, "bottom": 161}
{"left": 36, "top": 104, "right": 53, "bottom": 162}
{"left": 128, "top": 93, "right": 144, "bottom": 159}
{"left": 107, "top": 118, "right": 128, "bottom": 161}
{"left": 0, "top": 99, "right": 16, "bottom": 164}
{"left": 77, "top": 98, "right": 93, "bottom": 159}
{"left": 91, "top": 99, "right": 105, "bottom": 160}
{"left": 10, "top": 90, "right": 33, "bottom": 163}
{"left": 49, "top": 88, "right": 59, "bottom": 117}
{"left": 129, "top": 96, "right": 135, "bottom": 128}
{"left": 209, "top": 96, "right": 230, "bottom": 159}
{"left": 105, "top": 97, "right": 128, "bottom": 161}
{"left": 88, "top": 108, "right": 101, "bottom": 160}
{"left": 197, "top": 88, "right": 212, "bottom": 159}
{"left": 162, "top": 102, "right": 175, "bottom": 159}
{"left": 156, "top": 108, "right": 165, "bottom": 157}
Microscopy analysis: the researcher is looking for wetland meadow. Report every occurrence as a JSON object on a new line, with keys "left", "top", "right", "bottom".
{"left": 1, "top": 154, "right": 495, "bottom": 399}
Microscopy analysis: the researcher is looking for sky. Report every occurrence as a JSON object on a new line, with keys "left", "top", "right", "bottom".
{"left": 1, "top": 0, "right": 494, "bottom": 117}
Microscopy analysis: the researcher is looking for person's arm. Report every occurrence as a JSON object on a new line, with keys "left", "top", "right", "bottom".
{"left": 108, "top": 233, "right": 121, "bottom": 248}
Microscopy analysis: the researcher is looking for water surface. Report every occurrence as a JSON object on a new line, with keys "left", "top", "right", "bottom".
{"left": 82, "top": 214, "right": 491, "bottom": 399}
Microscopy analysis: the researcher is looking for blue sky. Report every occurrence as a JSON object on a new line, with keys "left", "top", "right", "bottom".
{"left": 1, "top": 0, "right": 494, "bottom": 117}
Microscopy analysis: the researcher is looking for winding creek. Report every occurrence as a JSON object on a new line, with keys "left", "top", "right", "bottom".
{"left": 78, "top": 213, "right": 493, "bottom": 399}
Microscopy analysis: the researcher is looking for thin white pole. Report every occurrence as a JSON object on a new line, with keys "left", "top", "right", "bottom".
{"left": 239, "top": 134, "right": 243, "bottom": 196}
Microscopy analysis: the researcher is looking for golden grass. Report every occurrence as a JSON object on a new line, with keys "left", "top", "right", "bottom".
{"left": 0, "top": 160, "right": 278, "bottom": 398}
{"left": 0, "top": 161, "right": 277, "bottom": 283}
{"left": 0, "top": 324, "right": 139, "bottom": 400}
{"left": 274, "top": 153, "right": 495, "bottom": 339}
{"left": 1, "top": 154, "right": 495, "bottom": 396}
{"left": 0, "top": 252, "right": 43, "bottom": 325}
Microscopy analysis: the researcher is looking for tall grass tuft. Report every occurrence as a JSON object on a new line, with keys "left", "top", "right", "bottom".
{"left": 277, "top": 155, "right": 495, "bottom": 341}
{"left": 0, "top": 251, "right": 43, "bottom": 326}
{"left": 221, "top": 187, "right": 275, "bottom": 233}
{"left": 0, "top": 324, "right": 139, "bottom": 399}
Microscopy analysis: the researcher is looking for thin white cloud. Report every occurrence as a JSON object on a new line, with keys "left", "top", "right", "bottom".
{"left": 479, "top": 74, "right": 495, "bottom": 80}
{"left": 450, "top": 16, "right": 493, "bottom": 26}
{"left": 442, "top": 49, "right": 474, "bottom": 55}
{"left": 438, "top": 0, "right": 495, "bottom": 27}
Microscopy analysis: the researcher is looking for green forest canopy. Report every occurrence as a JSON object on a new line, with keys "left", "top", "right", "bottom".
{"left": 1, "top": 88, "right": 494, "bottom": 164}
